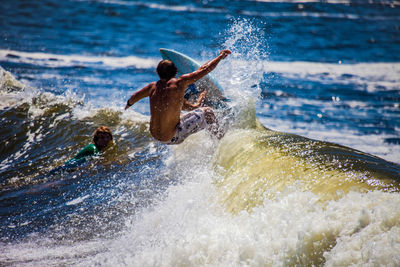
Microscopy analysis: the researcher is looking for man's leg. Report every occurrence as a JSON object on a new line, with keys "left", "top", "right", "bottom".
{"left": 165, "top": 108, "right": 223, "bottom": 145}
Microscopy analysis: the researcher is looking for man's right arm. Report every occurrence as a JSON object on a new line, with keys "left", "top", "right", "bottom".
{"left": 125, "top": 83, "right": 153, "bottom": 110}
{"left": 177, "top": 50, "right": 231, "bottom": 88}
{"left": 182, "top": 91, "right": 207, "bottom": 111}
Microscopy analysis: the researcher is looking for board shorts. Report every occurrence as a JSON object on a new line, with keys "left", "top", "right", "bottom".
{"left": 162, "top": 108, "right": 209, "bottom": 145}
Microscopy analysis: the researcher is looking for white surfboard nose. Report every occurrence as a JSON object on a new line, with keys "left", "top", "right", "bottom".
{"left": 159, "top": 48, "right": 172, "bottom": 58}
{"left": 159, "top": 48, "right": 200, "bottom": 72}
{"left": 159, "top": 48, "right": 169, "bottom": 59}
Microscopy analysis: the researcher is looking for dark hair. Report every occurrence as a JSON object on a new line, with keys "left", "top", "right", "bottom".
{"left": 156, "top": 60, "right": 177, "bottom": 80}
{"left": 93, "top": 126, "right": 113, "bottom": 144}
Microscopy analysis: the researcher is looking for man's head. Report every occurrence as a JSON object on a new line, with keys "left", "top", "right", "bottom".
{"left": 93, "top": 126, "right": 113, "bottom": 150}
{"left": 157, "top": 60, "right": 177, "bottom": 80}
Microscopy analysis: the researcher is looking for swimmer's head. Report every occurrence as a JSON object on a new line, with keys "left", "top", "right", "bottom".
{"left": 93, "top": 126, "right": 113, "bottom": 150}
{"left": 157, "top": 60, "right": 177, "bottom": 80}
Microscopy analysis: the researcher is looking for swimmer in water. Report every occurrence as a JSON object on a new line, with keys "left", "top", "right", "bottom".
{"left": 50, "top": 126, "right": 113, "bottom": 173}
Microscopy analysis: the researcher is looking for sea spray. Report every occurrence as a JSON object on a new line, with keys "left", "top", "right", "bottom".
{"left": 80, "top": 178, "right": 400, "bottom": 266}
{"left": 0, "top": 66, "right": 25, "bottom": 92}
{"left": 221, "top": 18, "right": 267, "bottom": 103}
{"left": 213, "top": 19, "right": 269, "bottom": 130}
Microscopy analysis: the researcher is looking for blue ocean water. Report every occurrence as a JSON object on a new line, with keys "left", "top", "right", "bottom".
{"left": 1, "top": 0, "right": 400, "bottom": 265}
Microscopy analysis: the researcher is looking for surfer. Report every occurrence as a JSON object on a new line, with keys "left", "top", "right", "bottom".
{"left": 50, "top": 126, "right": 113, "bottom": 173}
{"left": 125, "top": 49, "right": 231, "bottom": 144}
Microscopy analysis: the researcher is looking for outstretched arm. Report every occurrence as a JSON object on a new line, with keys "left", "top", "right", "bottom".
{"left": 125, "top": 83, "right": 153, "bottom": 110}
{"left": 177, "top": 50, "right": 231, "bottom": 89}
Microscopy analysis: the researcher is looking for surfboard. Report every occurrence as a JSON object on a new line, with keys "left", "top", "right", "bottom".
{"left": 159, "top": 48, "right": 228, "bottom": 109}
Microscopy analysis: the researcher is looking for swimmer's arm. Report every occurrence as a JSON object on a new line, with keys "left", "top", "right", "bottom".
{"left": 125, "top": 83, "right": 153, "bottom": 110}
{"left": 177, "top": 50, "right": 231, "bottom": 88}
{"left": 182, "top": 91, "right": 207, "bottom": 111}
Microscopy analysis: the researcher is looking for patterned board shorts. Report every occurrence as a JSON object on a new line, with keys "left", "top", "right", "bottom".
{"left": 162, "top": 108, "right": 209, "bottom": 145}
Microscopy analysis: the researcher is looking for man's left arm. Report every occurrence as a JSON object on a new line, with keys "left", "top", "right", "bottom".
{"left": 125, "top": 83, "right": 152, "bottom": 110}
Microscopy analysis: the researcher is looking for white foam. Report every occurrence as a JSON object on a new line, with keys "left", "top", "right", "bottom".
{"left": 0, "top": 66, "right": 25, "bottom": 91}
{"left": 3, "top": 50, "right": 399, "bottom": 91}
{"left": 250, "top": 0, "right": 400, "bottom": 6}
{"left": 76, "top": 0, "right": 224, "bottom": 14}
{"left": 215, "top": 59, "right": 400, "bottom": 95}
{"left": 66, "top": 195, "right": 90, "bottom": 206}
{"left": 240, "top": 10, "right": 362, "bottom": 20}
{"left": 76, "top": 146, "right": 400, "bottom": 266}
{"left": 261, "top": 61, "right": 400, "bottom": 89}
{"left": 0, "top": 49, "right": 158, "bottom": 69}
{"left": 0, "top": 238, "right": 108, "bottom": 266}
{"left": 80, "top": 0, "right": 400, "bottom": 18}
{"left": 4, "top": 177, "right": 400, "bottom": 266}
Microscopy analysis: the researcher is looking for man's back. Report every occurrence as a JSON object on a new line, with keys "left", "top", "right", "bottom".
{"left": 149, "top": 78, "right": 185, "bottom": 141}
{"left": 124, "top": 49, "right": 231, "bottom": 142}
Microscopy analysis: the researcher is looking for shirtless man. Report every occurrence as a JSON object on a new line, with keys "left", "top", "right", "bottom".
{"left": 125, "top": 49, "right": 231, "bottom": 144}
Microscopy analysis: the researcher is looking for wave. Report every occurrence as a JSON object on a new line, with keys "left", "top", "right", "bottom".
{"left": 250, "top": 0, "right": 400, "bottom": 6}
{"left": 55, "top": 113, "right": 400, "bottom": 265}
{"left": 76, "top": 0, "right": 225, "bottom": 13}
{"left": 74, "top": 0, "right": 400, "bottom": 20}
{"left": 240, "top": 10, "right": 363, "bottom": 20}
{"left": 238, "top": 6, "right": 400, "bottom": 21}
{"left": 0, "top": 67, "right": 151, "bottom": 187}
{"left": 3, "top": 49, "right": 399, "bottom": 87}
{"left": 3, "top": 185, "right": 400, "bottom": 266}
{"left": 1, "top": 58, "right": 400, "bottom": 265}
{"left": 217, "top": 58, "right": 400, "bottom": 95}
{"left": 215, "top": 119, "right": 400, "bottom": 213}
{"left": 0, "top": 65, "right": 25, "bottom": 92}
{"left": 0, "top": 49, "right": 158, "bottom": 69}
{"left": 258, "top": 116, "right": 400, "bottom": 164}
{"left": 2, "top": 63, "right": 399, "bottom": 193}
{"left": 261, "top": 61, "right": 400, "bottom": 91}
